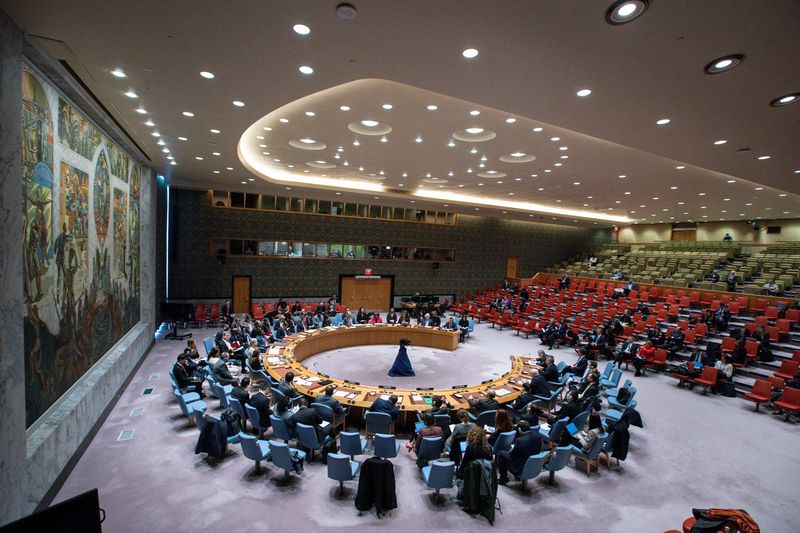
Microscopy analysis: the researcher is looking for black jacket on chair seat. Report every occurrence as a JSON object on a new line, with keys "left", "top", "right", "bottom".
{"left": 355, "top": 457, "right": 397, "bottom": 516}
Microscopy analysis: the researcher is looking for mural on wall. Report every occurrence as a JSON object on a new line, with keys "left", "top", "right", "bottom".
{"left": 22, "top": 65, "right": 144, "bottom": 427}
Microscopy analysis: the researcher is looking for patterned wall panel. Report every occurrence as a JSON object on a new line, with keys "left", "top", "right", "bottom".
{"left": 169, "top": 189, "right": 610, "bottom": 299}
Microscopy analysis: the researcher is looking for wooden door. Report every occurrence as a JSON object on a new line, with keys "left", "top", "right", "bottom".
{"left": 671, "top": 229, "right": 696, "bottom": 241}
{"left": 506, "top": 257, "right": 519, "bottom": 279}
{"left": 232, "top": 276, "right": 251, "bottom": 314}
{"left": 341, "top": 277, "right": 392, "bottom": 310}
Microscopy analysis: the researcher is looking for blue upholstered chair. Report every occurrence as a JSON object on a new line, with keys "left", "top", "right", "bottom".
{"left": 545, "top": 445, "right": 573, "bottom": 485}
{"left": 373, "top": 433, "right": 400, "bottom": 459}
{"left": 205, "top": 414, "right": 240, "bottom": 445}
{"left": 228, "top": 397, "right": 248, "bottom": 425}
{"left": 572, "top": 434, "right": 609, "bottom": 477}
{"left": 326, "top": 453, "right": 360, "bottom": 498}
{"left": 202, "top": 336, "right": 215, "bottom": 356}
{"left": 192, "top": 408, "right": 207, "bottom": 430}
{"left": 312, "top": 402, "right": 346, "bottom": 432}
{"left": 365, "top": 411, "right": 394, "bottom": 438}
{"left": 539, "top": 418, "right": 568, "bottom": 448}
{"left": 339, "top": 431, "right": 367, "bottom": 460}
{"left": 245, "top": 404, "right": 270, "bottom": 438}
{"left": 296, "top": 422, "right": 330, "bottom": 462}
{"left": 556, "top": 361, "right": 567, "bottom": 374}
{"left": 416, "top": 436, "right": 444, "bottom": 467}
{"left": 469, "top": 409, "right": 497, "bottom": 427}
{"left": 600, "top": 362, "right": 614, "bottom": 381}
{"left": 533, "top": 387, "right": 562, "bottom": 413}
{"left": 605, "top": 378, "right": 633, "bottom": 398}
{"left": 571, "top": 411, "right": 590, "bottom": 432}
{"left": 600, "top": 368, "right": 623, "bottom": 390}
{"left": 269, "top": 414, "right": 293, "bottom": 442}
{"left": 607, "top": 386, "right": 637, "bottom": 411}
{"left": 211, "top": 382, "right": 231, "bottom": 408}
{"left": 518, "top": 450, "right": 550, "bottom": 492}
{"left": 491, "top": 430, "right": 516, "bottom": 455}
{"left": 239, "top": 432, "right": 271, "bottom": 474}
{"left": 174, "top": 390, "right": 206, "bottom": 417}
{"left": 268, "top": 440, "right": 306, "bottom": 480}
{"left": 599, "top": 431, "right": 617, "bottom": 469}
{"left": 421, "top": 460, "right": 456, "bottom": 504}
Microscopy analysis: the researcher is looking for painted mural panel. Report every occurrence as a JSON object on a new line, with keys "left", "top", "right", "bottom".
{"left": 22, "top": 65, "right": 144, "bottom": 427}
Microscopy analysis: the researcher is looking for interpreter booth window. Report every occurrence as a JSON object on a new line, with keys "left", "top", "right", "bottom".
{"left": 332, "top": 202, "right": 344, "bottom": 215}
{"left": 290, "top": 198, "right": 303, "bottom": 212}
{"left": 392, "top": 207, "right": 405, "bottom": 220}
{"left": 303, "top": 243, "right": 317, "bottom": 257}
{"left": 244, "top": 240, "right": 258, "bottom": 255}
{"left": 316, "top": 243, "right": 329, "bottom": 257}
{"left": 344, "top": 203, "right": 357, "bottom": 216}
{"left": 230, "top": 192, "right": 245, "bottom": 208}
{"left": 404, "top": 209, "right": 416, "bottom": 222}
{"left": 275, "top": 196, "right": 289, "bottom": 211}
{"left": 354, "top": 245, "right": 368, "bottom": 259}
{"left": 304, "top": 199, "right": 317, "bottom": 213}
{"left": 212, "top": 190, "right": 229, "bottom": 207}
{"left": 229, "top": 240, "right": 244, "bottom": 255}
{"left": 357, "top": 204, "right": 369, "bottom": 218}
{"left": 260, "top": 195, "right": 275, "bottom": 210}
{"left": 211, "top": 238, "right": 228, "bottom": 255}
{"left": 318, "top": 200, "right": 332, "bottom": 214}
{"left": 245, "top": 194, "right": 259, "bottom": 209}
{"left": 343, "top": 244, "right": 356, "bottom": 258}
{"left": 276, "top": 241, "right": 289, "bottom": 256}
{"left": 380, "top": 246, "right": 392, "bottom": 259}
{"left": 258, "top": 241, "right": 275, "bottom": 256}
{"left": 369, "top": 205, "right": 381, "bottom": 218}
{"left": 329, "top": 244, "right": 343, "bottom": 257}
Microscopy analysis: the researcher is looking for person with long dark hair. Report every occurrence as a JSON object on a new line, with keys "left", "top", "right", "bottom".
{"left": 388, "top": 338, "right": 415, "bottom": 377}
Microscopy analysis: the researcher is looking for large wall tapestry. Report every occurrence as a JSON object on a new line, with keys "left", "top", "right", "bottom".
{"left": 22, "top": 65, "right": 144, "bottom": 427}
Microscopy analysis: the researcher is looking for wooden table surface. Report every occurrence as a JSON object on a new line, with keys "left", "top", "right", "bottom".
{"left": 261, "top": 325, "right": 538, "bottom": 412}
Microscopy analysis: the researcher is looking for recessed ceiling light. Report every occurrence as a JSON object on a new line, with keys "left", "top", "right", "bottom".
{"left": 544, "top": 169, "right": 551, "bottom": 173}
{"left": 415, "top": 136, "right": 423, "bottom": 143}
{"left": 676, "top": 165, "right": 685, "bottom": 169}
{"left": 726, "top": 179, "right": 736, "bottom": 183}
{"left": 298, "top": 65, "right": 314, "bottom": 75}
{"left": 745, "top": 203, "right": 753, "bottom": 206}
{"left": 151, "top": 132, "right": 160, "bottom": 137}
{"left": 606, "top": 0, "right": 649, "bottom": 25}
{"left": 652, "top": 197, "right": 660, "bottom": 200}
{"left": 573, "top": 182, "right": 581, "bottom": 185}
{"left": 531, "top": 173, "right": 538, "bottom": 177}
{"left": 263, "top": 127, "right": 272, "bottom": 131}
{"left": 704, "top": 54, "right": 744, "bottom": 74}
{"left": 110, "top": 68, "right": 127, "bottom": 78}
{"left": 754, "top": 187, "right": 763, "bottom": 190}
{"left": 382, "top": 104, "right": 393, "bottom": 110}
{"left": 656, "top": 118, "right": 670, "bottom": 125}
{"left": 170, "top": 161, "right": 176, "bottom": 166}
{"left": 465, "top": 127, "right": 484, "bottom": 134}
{"left": 757, "top": 155, "right": 770, "bottom": 160}
{"left": 166, "top": 155, "right": 174, "bottom": 160}
{"left": 462, "top": 48, "right": 479, "bottom": 59}
{"left": 723, "top": 198, "right": 730, "bottom": 201}
{"left": 124, "top": 90, "right": 138, "bottom": 98}
{"left": 510, "top": 152, "right": 526, "bottom": 157}
{"left": 195, "top": 156, "right": 203, "bottom": 160}
{"left": 299, "top": 138, "right": 316, "bottom": 144}
{"left": 200, "top": 71, "right": 215, "bottom": 79}
{"left": 778, "top": 193, "right": 787, "bottom": 197}
{"left": 178, "top": 136, "right": 188, "bottom": 141}
{"left": 339, "top": 105, "right": 350, "bottom": 112}
{"left": 212, "top": 152, "right": 221, "bottom": 156}
{"left": 279, "top": 118, "right": 289, "bottom": 123}
{"left": 293, "top": 23, "right": 310, "bottom": 35}
{"left": 226, "top": 167, "right": 233, "bottom": 170}
{"left": 448, "top": 140, "right": 456, "bottom": 147}
{"left": 677, "top": 201, "right": 684, "bottom": 205}
{"left": 576, "top": 89, "right": 592, "bottom": 97}
{"left": 232, "top": 100, "right": 245, "bottom": 107}
{"left": 670, "top": 186, "right": 678, "bottom": 190}
{"left": 182, "top": 111, "right": 194, "bottom": 117}
{"left": 144, "top": 120, "right": 155, "bottom": 127}
{"left": 161, "top": 148, "right": 169, "bottom": 153}
{"left": 505, "top": 117, "right": 516, "bottom": 123}
{"left": 469, "top": 110, "right": 480, "bottom": 116}
{"left": 550, "top": 137, "right": 560, "bottom": 141}
{"left": 714, "top": 139, "right": 727, "bottom": 145}
{"left": 380, "top": 136, "right": 388, "bottom": 143}
{"left": 769, "top": 92, "right": 799, "bottom": 107}
{"left": 554, "top": 163, "right": 563, "bottom": 167}
{"left": 532, "top": 127, "right": 543, "bottom": 132}
{"left": 210, "top": 129, "right": 221, "bottom": 134}
{"left": 698, "top": 192, "right": 706, "bottom": 196}
{"left": 360, "top": 120, "right": 379, "bottom": 127}
{"left": 618, "top": 175, "right": 626, "bottom": 178}
{"left": 624, "top": 191, "right": 631, "bottom": 195}
{"left": 515, "top": 178, "right": 522, "bottom": 181}
{"left": 538, "top": 187, "right": 544, "bottom": 191}
{"left": 427, "top": 105, "right": 438, "bottom": 111}
{"left": 135, "top": 107, "right": 147, "bottom": 114}
{"left": 213, "top": 170, "right": 220, "bottom": 174}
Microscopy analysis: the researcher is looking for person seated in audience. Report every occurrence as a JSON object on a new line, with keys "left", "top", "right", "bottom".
{"left": 547, "top": 319, "right": 571, "bottom": 349}
{"left": 558, "top": 273, "right": 570, "bottom": 291}
{"left": 385, "top": 308, "right": 398, "bottom": 324}
{"left": 423, "top": 395, "right": 451, "bottom": 416}
{"left": 355, "top": 306, "right": 369, "bottom": 324}
{"left": 725, "top": 271, "right": 737, "bottom": 292}
{"left": 448, "top": 409, "right": 477, "bottom": 450}
{"left": 659, "top": 328, "right": 686, "bottom": 360}
{"left": 563, "top": 347, "right": 590, "bottom": 377}
{"left": 561, "top": 412, "right": 604, "bottom": 450}
{"left": 634, "top": 340, "right": 656, "bottom": 376}
{"left": 645, "top": 326, "right": 664, "bottom": 346}
{"left": 761, "top": 278, "right": 779, "bottom": 296}
{"left": 723, "top": 232, "right": 733, "bottom": 242}
{"left": 212, "top": 352, "right": 238, "bottom": 386}
{"left": 708, "top": 271, "right": 720, "bottom": 283}
{"left": 588, "top": 255, "right": 598, "bottom": 268}
{"left": 611, "top": 269, "right": 624, "bottom": 281}
{"left": 715, "top": 303, "right": 731, "bottom": 331}
{"left": 430, "top": 311, "right": 442, "bottom": 327}
{"left": 541, "top": 355, "right": 559, "bottom": 383}
{"left": 731, "top": 338, "right": 747, "bottom": 365}
{"left": 539, "top": 320, "right": 557, "bottom": 344}
{"left": 232, "top": 377, "right": 251, "bottom": 405}
{"left": 713, "top": 355, "right": 734, "bottom": 394}
{"left": 458, "top": 314, "right": 470, "bottom": 342}
{"left": 457, "top": 426, "right": 493, "bottom": 479}
{"left": 487, "top": 409, "right": 515, "bottom": 447}
{"left": 285, "top": 317, "right": 299, "bottom": 334}
{"left": 577, "top": 372, "right": 600, "bottom": 409}
{"left": 519, "top": 287, "right": 529, "bottom": 301}
{"left": 174, "top": 354, "right": 205, "bottom": 396}
{"left": 547, "top": 390, "right": 582, "bottom": 425}
{"left": 206, "top": 346, "right": 221, "bottom": 366}
{"left": 369, "top": 394, "right": 400, "bottom": 420}
{"left": 412, "top": 413, "right": 444, "bottom": 455}
{"left": 341, "top": 309, "right": 354, "bottom": 326}
{"left": 589, "top": 329, "right": 611, "bottom": 359}
{"left": 315, "top": 384, "right": 346, "bottom": 416}
{"left": 399, "top": 310, "right": 411, "bottom": 326}
{"left": 244, "top": 339, "right": 259, "bottom": 359}
{"left": 291, "top": 398, "right": 334, "bottom": 452}
{"left": 250, "top": 382, "right": 271, "bottom": 422}
{"left": 530, "top": 368, "right": 553, "bottom": 398}
{"left": 185, "top": 339, "right": 200, "bottom": 360}
{"left": 468, "top": 389, "right": 499, "bottom": 414}
{"left": 249, "top": 349, "right": 263, "bottom": 371}
{"left": 496, "top": 420, "right": 541, "bottom": 485}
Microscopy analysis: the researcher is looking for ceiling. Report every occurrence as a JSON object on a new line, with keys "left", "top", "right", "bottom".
{"left": 4, "top": 0, "right": 799, "bottom": 227}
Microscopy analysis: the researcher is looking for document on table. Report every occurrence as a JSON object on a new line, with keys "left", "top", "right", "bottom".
{"left": 411, "top": 395, "right": 423, "bottom": 402}
{"left": 294, "top": 378, "right": 313, "bottom": 386}
{"left": 333, "top": 391, "right": 350, "bottom": 398}
{"left": 267, "top": 357, "right": 282, "bottom": 364}
{"left": 494, "top": 388, "right": 512, "bottom": 397}
{"left": 267, "top": 347, "right": 282, "bottom": 355}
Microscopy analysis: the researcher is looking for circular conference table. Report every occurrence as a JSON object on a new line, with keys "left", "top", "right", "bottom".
{"left": 261, "top": 324, "right": 539, "bottom": 413}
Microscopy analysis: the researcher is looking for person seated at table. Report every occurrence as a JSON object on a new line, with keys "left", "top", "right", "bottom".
{"left": 250, "top": 382, "right": 271, "bottom": 422}
{"left": 302, "top": 313, "right": 315, "bottom": 330}
{"left": 385, "top": 308, "right": 398, "bottom": 324}
{"left": 273, "top": 371, "right": 299, "bottom": 416}
{"left": 469, "top": 389, "right": 499, "bottom": 415}
{"left": 430, "top": 311, "right": 442, "bottom": 327}
{"left": 314, "top": 384, "right": 346, "bottom": 417}
{"left": 563, "top": 348, "right": 590, "bottom": 377}
{"left": 312, "top": 311, "right": 326, "bottom": 329}
{"left": 634, "top": 340, "right": 656, "bottom": 376}
{"left": 417, "top": 313, "right": 433, "bottom": 327}
{"left": 368, "top": 313, "right": 383, "bottom": 324}
{"left": 659, "top": 328, "right": 686, "bottom": 360}
{"left": 185, "top": 338, "right": 200, "bottom": 360}
{"left": 211, "top": 352, "right": 238, "bottom": 386}
{"left": 422, "top": 395, "right": 451, "bottom": 416}
{"left": 245, "top": 339, "right": 259, "bottom": 359}
{"left": 291, "top": 398, "right": 334, "bottom": 450}
{"left": 341, "top": 309, "right": 354, "bottom": 326}
{"left": 173, "top": 354, "right": 205, "bottom": 396}
{"left": 496, "top": 421, "right": 541, "bottom": 485}
{"left": 713, "top": 355, "right": 735, "bottom": 394}
{"left": 541, "top": 355, "right": 559, "bottom": 383}
{"left": 413, "top": 413, "right": 444, "bottom": 455}
{"left": 547, "top": 390, "right": 582, "bottom": 425}
{"left": 249, "top": 349, "right": 263, "bottom": 371}
{"left": 232, "top": 377, "right": 251, "bottom": 405}
{"left": 399, "top": 310, "right": 411, "bottom": 326}
{"left": 369, "top": 394, "right": 400, "bottom": 421}
{"left": 290, "top": 301, "right": 303, "bottom": 316}
{"left": 442, "top": 316, "right": 458, "bottom": 332}
{"left": 561, "top": 411, "right": 604, "bottom": 450}
{"left": 272, "top": 320, "right": 287, "bottom": 340}
{"left": 457, "top": 426, "right": 493, "bottom": 479}
{"left": 487, "top": 408, "right": 515, "bottom": 447}
{"left": 356, "top": 307, "right": 369, "bottom": 324}
{"left": 458, "top": 314, "right": 470, "bottom": 342}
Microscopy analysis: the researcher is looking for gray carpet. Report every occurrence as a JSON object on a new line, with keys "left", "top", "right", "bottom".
{"left": 54, "top": 323, "right": 800, "bottom": 532}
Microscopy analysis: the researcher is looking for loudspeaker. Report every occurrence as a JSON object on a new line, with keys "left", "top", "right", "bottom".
{"left": 432, "top": 262, "right": 440, "bottom": 270}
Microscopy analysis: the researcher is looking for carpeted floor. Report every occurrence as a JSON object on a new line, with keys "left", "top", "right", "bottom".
{"left": 53, "top": 322, "right": 800, "bottom": 532}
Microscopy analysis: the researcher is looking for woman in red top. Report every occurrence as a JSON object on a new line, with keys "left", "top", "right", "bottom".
{"left": 635, "top": 340, "right": 656, "bottom": 376}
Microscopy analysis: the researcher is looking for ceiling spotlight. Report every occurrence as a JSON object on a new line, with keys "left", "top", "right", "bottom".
{"left": 466, "top": 127, "right": 484, "bottom": 134}
{"left": 462, "top": 48, "right": 479, "bottom": 59}
{"left": 298, "top": 65, "right": 314, "bottom": 75}
{"left": 714, "top": 139, "right": 727, "bottom": 145}
{"left": 380, "top": 136, "right": 388, "bottom": 143}
{"left": 336, "top": 3, "right": 358, "bottom": 19}
{"left": 704, "top": 54, "right": 744, "bottom": 74}
{"left": 195, "top": 156, "right": 203, "bottom": 160}
{"left": 618, "top": 175, "right": 626, "bottom": 178}
{"left": 770, "top": 93, "right": 799, "bottom": 107}
{"left": 151, "top": 132, "right": 160, "bottom": 137}
{"left": 182, "top": 111, "right": 194, "bottom": 117}
{"left": 505, "top": 117, "right": 517, "bottom": 123}
{"left": 470, "top": 147, "right": 478, "bottom": 154}
{"left": 448, "top": 139, "right": 456, "bottom": 147}
{"left": 656, "top": 118, "right": 670, "bottom": 125}
{"left": 469, "top": 110, "right": 480, "bottom": 116}
{"left": 293, "top": 23, "right": 311, "bottom": 35}
{"left": 576, "top": 89, "right": 592, "bottom": 97}
{"left": 200, "top": 71, "right": 215, "bottom": 79}
{"left": 550, "top": 137, "right": 560, "bottom": 141}
{"left": 532, "top": 127, "right": 543, "bottom": 132}
{"left": 427, "top": 105, "right": 438, "bottom": 111}
{"left": 675, "top": 165, "right": 685, "bottom": 169}
{"left": 135, "top": 107, "right": 147, "bottom": 114}
{"left": 178, "top": 136, "right": 188, "bottom": 141}
{"left": 279, "top": 118, "right": 289, "bottom": 123}
{"left": 210, "top": 129, "right": 221, "bottom": 134}
{"left": 415, "top": 136, "right": 423, "bottom": 143}
{"left": 339, "top": 105, "right": 350, "bottom": 111}
{"left": 232, "top": 100, "right": 245, "bottom": 107}
{"left": 110, "top": 68, "right": 127, "bottom": 78}
{"left": 361, "top": 120, "right": 379, "bottom": 127}
{"left": 606, "top": 0, "right": 649, "bottom": 25}
{"left": 353, "top": 139, "right": 360, "bottom": 146}
{"left": 124, "top": 90, "right": 138, "bottom": 98}
{"left": 727, "top": 179, "right": 736, "bottom": 183}
{"left": 144, "top": 120, "right": 155, "bottom": 127}
{"left": 382, "top": 104, "right": 393, "bottom": 110}
{"left": 300, "top": 138, "right": 315, "bottom": 144}
{"left": 511, "top": 152, "right": 525, "bottom": 157}
{"left": 170, "top": 161, "right": 176, "bottom": 165}
{"left": 757, "top": 155, "right": 770, "bottom": 160}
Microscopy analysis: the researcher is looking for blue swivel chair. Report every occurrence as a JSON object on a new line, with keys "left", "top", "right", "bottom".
{"left": 571, "top": 411, "right": 590, "bottom": 432}
{"left": 600, "top": 368, "right": 623, "bottom": 390}
{"left": 202, "top": 336, "right": 215, "bottom": 356}
{"left": 269, "top": 414, "right": 293, "bottom": 442}
{"left": 422, "top": 460, "right": 456, "bottom": 504}
{"left": 268, "top": 440, "right": 306, "bottom": 481}
{"left": 605, "top": 378, "right": 633, "bottom": 399}
{"left": 572, "top": 434, "right": 610, "bottom": 477}
{"left": 491, "top": 430, "right": 517, "bottom": 455}
{"left": 373, "top": 433, "right": 400, "bottom": 459}
{"left": 239, "top": 432, "right": 271, "bottom": 474}
{"left": 539, "top": 418, "right": 568, "bottom": 448}
{"left": 296, "top": 422, "right": 330, "bottom": 462}
{"left": 416, "top": 436, "right": 444, "bottom": 467}
{"left": 192, "top": 409, "right": 207, "bottom": 430}
{"left": 365, "top": 411, "right": 394, "bottom": 438}
{"left": 533, "top": 387, "right": 562, "bottom": 413}
{"left": 312, "top": 402, "right": 347, "bottom": 433}
{"left": 204, "top": 414, "right": 240, "bottom": 445}
{"left": 245, "top": 404, "right": 270, "bottom": 438}
{"left": 174, "top": 390, "right": 206, "bottom": 417}
{"left": 339, "top": 431, "right": 368, "bottom": 460}
{"left": 327, "top": 453, "right": 360, "bottom": 498}
{"left": 518, "top": 451, "right": 550, "bottom": 492}
{"left": 545, "top": 445, "right": 573, "bottom": 485}
{"left": 469, "top": 409, "right": 497, "bottom": 427}
{"left": 228, "top": 397, "right": 248, "bottom": 426}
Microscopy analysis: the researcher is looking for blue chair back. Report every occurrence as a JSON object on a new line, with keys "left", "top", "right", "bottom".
{"left": 601, "top": 362, "right": 614, "bottom": 380}
{"left": 193, "top": 409, "right": 206, "bottom": 430}
{"left": 374, "top": 433, "right": 399, "bottom": 458}
{"left": 556, "top": 361, "right": 567, "bottom": 373}
{"left": 296, "top": 422, "right": 323, "bottom": 450}
{"left": 547, "top": 445, "right": 573, "bottom": 473}
{"left": 584, "top": 434, "right": 609, "bottom": 461}
{"left": 269, "top": 414, "right": 292, "bottom": 441}
{"left": 520, "top": 451, "right": 549, "bottom": 481}
{"left": 571, "top": 410, "right": 590, "bottom": 430}
{"left": 311, "top": 402, "right": 336, "bottom": 423}
{"left": 492, "top": 430, "right": 517, "bottom": 455}
{"left": 468, "top": 319, "right": 475, "bottom": 333}
{"left": 424, "top": 461, "right": 455, "bottom": 489}
{"left": 547, "top": 418, "right": 568, "bottom": 442}
{"left": 417, "top": 436, "right": 443, "bottom": 464}
{"left": 331, "top": 315, "right": 342, "bottom": 326}
{"left": 327, "top": 453, "right": 357, "bottom": 482}
{"left": 239, "top": 433, "right": 269, "bottom": 462}
{"left": 268, "top": 440, "right": 293, "bottom": 471}
{"left": 365, "top": 411, "right": 393, "bottom": 435}
{"left": 604, "top": 368, "right": 623, "bottom": 388}
{"left": 202, "top": 337, "right": 215, "bottom": 356}
{"left": 475, "top": 410, "right": 497, "bottom": 428}
{"left": 245, "top": 404, "right": 270, "bottom": 432}
{"left": 339, "top": 432, "right": 365, "bottom": 457}
{"left": 229, "top": 397, "right": 247, "bottom": 422}
{"left": 601, "top": 431, "right": 615, "bottom": 456}
{"left": 434, "top": 414, "right": 452, "bottom": 439}
{"left": 620, "top": 378, "right": 633, "bottom": 390}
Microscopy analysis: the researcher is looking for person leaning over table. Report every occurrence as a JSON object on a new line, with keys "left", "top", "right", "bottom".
{"left": 468, "top": 389, "right": 499, "bottom": 415}
{"left": 369, "top": 394, "right": 400, "bottom": 421}
{"left": 315, "top": 385, "right": 346, "bottom": 417}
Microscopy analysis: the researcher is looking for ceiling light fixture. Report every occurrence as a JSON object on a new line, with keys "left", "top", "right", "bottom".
{"left": 182, "top": 111, "right": 194, "bottom": 117}
{"left": 532, "top": 127, "right": 543, "bottom": 132}
{"left": 144, "top": 120, "right": 155, "bottom": 127}
{"left": 470, "top": 110, "right": 480, "bottom": 116}
{"left": 178, "top": 136, "right": 188, "bottom": 141}
{"left": 110, "top": 68, "right": 127, "bottom": 78}
{"left": 427, "top": 105, "right": 438, "bottom": 111}
{"left": 656, "top": 118, "right": 670, "bottom": 125}
{"left": 704, "top": 54, "right": 744, "bottom": 74}
{"left": 462, "top": 48, "right": 479, "bottom": 59}
{"left": 233, "top": 100, "right": 245, "bottom": 107}
{"left": 361, "top": 120, "right": 379, "bottom": 127}
{"left": 465, "top": 127, "right": 484, "bottom": 134}
{"left": 505, "top": 117, "right": 517, "bottom": 123}
{"left": 380, "top": 136, "right": 388, "bottom": 143}
{"left": 124, "top": 90, "right": 138, "bottom": 98}
{"left": 382, "top": 104, "right": 393, "bottom": 110}
{"left": 293, "top": 23, "right": 311, "bottom": 35}
{"left": 770, "top": 93, "right": 800, "bottom": 107}
{"left": 757, "top": 155, "right": 770, "bottom": 160}
{"left": 210, "top": 129, "right": 221, "bottom": 134}
{"left": 298, "top": 65, "right": 314, "bottom": 75}
{"left": 605, "top": 0, "right": 650, "bottom": 25}
{"left": 339, "top": 105, "right": 350, "bottom": 111}
{"left": 135, "top": 107, "right": 147, "bottom": 114}
{"left": 200, "top": 71, "right": 215, "bottom": 79}
{"left": 576, "top": 89, "right": 592, "bottom": 97}
{"left": 415, "top": 136, "right": 423, "bottom": 143}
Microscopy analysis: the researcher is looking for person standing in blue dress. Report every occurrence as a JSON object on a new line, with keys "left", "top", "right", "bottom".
{"left": 388, "top": 338, "right": 415, "bottom": 377}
